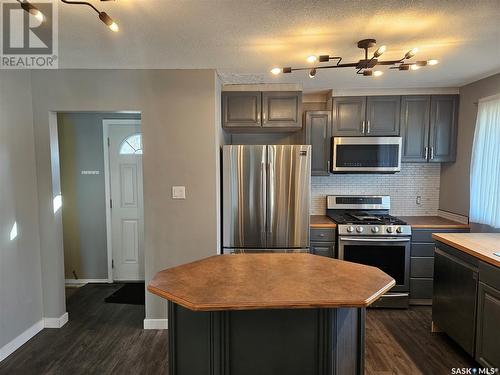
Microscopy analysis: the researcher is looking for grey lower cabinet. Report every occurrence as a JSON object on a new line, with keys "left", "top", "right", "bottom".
{"left": 332, "top": 96, "right": 400, "bottom": 137}
{"left": 475, "top": 262, "right": 500, "bottom": 368}
{"left": 305, "top": 111, "right": 332, "bottom": 175}
{"left": 310, "top": 228, "right": 336, "bottom": 257}
{"left": 432, "top": 243, "right": 479, "bottom": 356}
{"left": 222, "top": 91, "right": 302, "bottom": 131}
{"left": 409, "top": 228, "right": 469, "bottom": 305}
{"left": 400, "top": 95, "right": 458, "bottom": 163}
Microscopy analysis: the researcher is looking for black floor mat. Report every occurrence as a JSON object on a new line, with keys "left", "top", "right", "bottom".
{"left": 104, "top": 283, "right": 145, "bottom": 305}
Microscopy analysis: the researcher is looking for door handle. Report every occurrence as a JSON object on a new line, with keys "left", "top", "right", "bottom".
{"left": 430, "top": 147, "right": 434, "bottom": 160}
{"left": 327, "top": 160, "right": 330, "bottom": 172}
{"left": 366, "top": 120, "right": 371, "bottom": 134}
{"left": 424, "top": 147, "right": 429, "bottom": 160}
{"left": 361, "top": 120, "right": 366, "bottom": 134}
{"left": 339, "top": 237, "right": 410, "bottom": 242}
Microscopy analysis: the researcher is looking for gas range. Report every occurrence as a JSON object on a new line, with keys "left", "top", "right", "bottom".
{"left": 326, "top": 196, "right": 412, "bottom": 237}
{"left": 326, "top": 195, "right": 411, "bottom": 308}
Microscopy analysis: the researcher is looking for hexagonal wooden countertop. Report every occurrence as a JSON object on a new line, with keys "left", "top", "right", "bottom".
{"left": 147, "top": 254, "right": 395, "bottom": 311}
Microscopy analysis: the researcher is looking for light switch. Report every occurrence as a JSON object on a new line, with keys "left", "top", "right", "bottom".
{"left": 172, "top": 186, "right": 186, "bottom": 199}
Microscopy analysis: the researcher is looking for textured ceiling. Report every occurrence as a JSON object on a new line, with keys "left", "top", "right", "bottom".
{"left": 56, "top": 0, "right": 500, "bottom": 89}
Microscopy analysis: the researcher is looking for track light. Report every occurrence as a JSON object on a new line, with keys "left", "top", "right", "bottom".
{"left": 373, "top": 70, "right": 383, "bottom": 77}
{"left": 427, "top": 59, "right": 439, "bottom": 66}
{"left": 61, "top": 0, "right": 119, "bottom": 32}
{"left": 309, "top": 68, "right": 317, "bottom": 78}
{"left": 410, "top": 64, "right": 420, "bottom": 71}
{"left": 399, "top": 64, "right": 410, "bottom": 71}
{"left": 17, "top": 0, "right": 44, "bottom": 22}
{"left": 283, "top": 67, "right": 292, "bottom": 73}
{"left": 319, "top": 55, "right": 330, "bottom": 62}
{"left": 306, "top": 55, "right": 317, "bottom": 63}
{"left": 363, "top": 70, "right": 373, "bottom": 76}
{"left": 374, "top": 45, "right": 386, "bottom": 57}
{"left": 270, "top": 67, "right": 281, "bottom": 75}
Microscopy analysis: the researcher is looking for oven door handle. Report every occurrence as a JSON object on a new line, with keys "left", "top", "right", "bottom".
{"left": 339, "top": 237, "right": 410, "bottom": 242}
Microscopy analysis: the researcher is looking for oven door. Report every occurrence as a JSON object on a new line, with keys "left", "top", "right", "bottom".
{"left": 332, "top": 137, "right": 402, "bottom": 173}
{"left": 338, "top": 236, "right": 410, "bottom": 293}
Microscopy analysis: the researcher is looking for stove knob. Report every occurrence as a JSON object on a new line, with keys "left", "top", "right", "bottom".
{"left": 346, "top": 226, "right": 354, "bottom": 233}
{"left": 386, "top": 227, "right": 394, "bottom": 233}
{"left": 356, "top": 226, "right": 364, "bottom": 233}
{"left": 396, "top": 227, "right": 403, "bottom": 234}
{"left": 371, "top": 226, "right": 380, "bottom": 233}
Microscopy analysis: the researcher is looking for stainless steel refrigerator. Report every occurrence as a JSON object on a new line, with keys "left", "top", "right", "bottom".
{"left": 222, "top": 145, "right": 311, "bottom": 253}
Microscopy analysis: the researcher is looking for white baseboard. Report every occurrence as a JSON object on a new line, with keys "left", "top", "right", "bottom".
{"left": 143, "top": 318, "right": 168, "bottom": 330}
{"left": 44, "top": 312, "right": 69, "bottom": 329}
{"left": 0, "top": 320, "right": 44, "bottom": 362}
{"left": 65, "top": 279, "right": 110, "bottom": 284}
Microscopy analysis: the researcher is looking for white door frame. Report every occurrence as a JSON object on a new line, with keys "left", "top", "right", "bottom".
{"left": 102, "top": 119, "right": 142, "bottom": 282}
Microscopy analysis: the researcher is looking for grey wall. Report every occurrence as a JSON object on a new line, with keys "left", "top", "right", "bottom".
{"left": 0, "top": 71, "right": 43, "bottom": 349}
{"left": 29, "top": 70, "right": 220, "bottom": 320}
{"left": 57, "top": 112, "right": 141, "bottom": 280}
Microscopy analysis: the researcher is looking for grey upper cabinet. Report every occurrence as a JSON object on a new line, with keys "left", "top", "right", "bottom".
{"left": 429, "top": 95, "right": 458, "bottom": 162}
{"left": 222, "top": 92, "right": 262, "bottom": 128}
{"left": 262, "top": 92, "right": 302, "bottom": 129}
{"left": 305, "top": 111, "right": 332, "bottom": 175}
{"left": 332, "top": 97, "right": 366, "bottom": 136}
{"left": 332, "top": 96, "right": 400, "bottom": 136}
{"left": 365, "top": 96, "right": 401, "bottom": 136}
{"left": 400, "top": 96, "right": 431, "bottom": 162}
{"left": 222, "top": 91, "right": 302, "bottom": 131}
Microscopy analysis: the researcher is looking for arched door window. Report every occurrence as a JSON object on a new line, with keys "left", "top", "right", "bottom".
{"left": 119, "top": 133, "right": 143, "bottom": 155}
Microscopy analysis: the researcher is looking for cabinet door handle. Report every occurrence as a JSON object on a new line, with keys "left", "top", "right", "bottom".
{"left": 361, "top": 120, "right": 366, "bottom": 134}
{"left": 366, "top": 120, "right": 371, "bottom": 134}
{"left": 424, "top": 147, "right": 429, "bottom": 160}
{"left": 327, "top": 160, "right": 330, "bottom": 172}
{"left": 430, "top": 147, "right": 434, "bottom": 160}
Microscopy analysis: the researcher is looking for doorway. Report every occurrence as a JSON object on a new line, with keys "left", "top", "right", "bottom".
{"left": 103, "top": 120, "right": 144, "bottom": 281}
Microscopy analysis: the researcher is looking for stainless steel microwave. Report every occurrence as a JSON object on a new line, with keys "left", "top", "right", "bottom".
{"left": 331, "top": 137, "right": 402, "bottom": 173}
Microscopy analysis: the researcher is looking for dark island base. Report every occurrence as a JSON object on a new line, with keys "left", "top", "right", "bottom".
{"left": 168, "top": 302, "right": 366, "bottom": 375}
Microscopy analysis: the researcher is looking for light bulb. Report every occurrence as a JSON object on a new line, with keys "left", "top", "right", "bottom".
{"left": 373, "top": 70, "right": 383, "bottom": 77}
{"left": 405, "top": 47, "right": 418, "bottom": 59}
{"left": 109, "top": 22, "right": 119, "bottom": 32}
{"left": 271, "top": 67, "right": 281, "bottom": 75}
{"left": 33, "top": 9, "right": 44, "bottom": 22}
{"left": 374, "top": 45, "right": 386, "bottom": 57}
{"left": 427, "top": 59, "right": 439, "bottom": 66}
{"left": 410, "top": 64, "right": 420, "bottom": 71}
{"left": 306, "top": 55, "right": 317, "bottom": 63}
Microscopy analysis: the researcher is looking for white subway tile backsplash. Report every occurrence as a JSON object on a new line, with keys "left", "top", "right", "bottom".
{"left": 311, "top": 164, "right": 441, "bottom": 216}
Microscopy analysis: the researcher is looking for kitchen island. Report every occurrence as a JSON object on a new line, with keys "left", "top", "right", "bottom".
{"left": 148, "top": 253, "right": 394, "bottom": 375}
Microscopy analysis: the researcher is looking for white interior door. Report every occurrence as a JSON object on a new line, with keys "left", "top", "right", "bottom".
{"left": 108, "top": 123, "right": 144, "bottom": 281}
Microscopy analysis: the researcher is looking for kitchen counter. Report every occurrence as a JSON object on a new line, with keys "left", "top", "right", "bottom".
{"left": 432, "top": 233, "right": 500, "bottom": 268}
{"left": 400, "top": 216, "right": 469, "bottom": 229}
{"left": 148, "top": 253, "right": 394, "bottom": 310}
{"left": 148, "top": 253, "right": 394, "bottom": 374}
{"left": 310, "top": 215, "right": 336, "bottom": 228}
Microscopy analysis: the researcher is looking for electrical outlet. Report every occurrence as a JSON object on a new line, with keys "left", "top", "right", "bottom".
{"left": 172, "top": 186, "right": 186, "bottom": 199}
{"left": 416, "top": 195, "right": 422, "bottom": 205}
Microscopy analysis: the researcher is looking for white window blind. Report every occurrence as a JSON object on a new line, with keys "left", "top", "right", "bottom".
{"left": 470, "top": 94, "right": 500, "bottom": 228}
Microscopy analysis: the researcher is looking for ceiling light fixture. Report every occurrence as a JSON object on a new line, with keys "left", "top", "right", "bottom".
{"left": 60, "top": 0, "right": 119, "bottom": 32}
{"left": 17, "top": 0, "right": 44, "bottom": 22}
{"left": 410, "top": 64, "right": 420, "bottom": 71}
{"left": 274, "top": 39, "right": 438, "bottom": 78}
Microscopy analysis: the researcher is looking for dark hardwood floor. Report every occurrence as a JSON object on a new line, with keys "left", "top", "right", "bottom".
{"left": 0, "top": 284, "right": 476, "bottom": 375}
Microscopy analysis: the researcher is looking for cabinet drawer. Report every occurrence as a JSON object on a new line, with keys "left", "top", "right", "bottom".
{"left": 412, "top": 228, "right": 468, "bottom": 243}
{"left": 411, "top": 243, "right": 434, "bottom": 257}
{"left": 411, "top": 257, "right": 434, "bottom": 278}
{"left": 310, "top": 228, "right": 335, "bottom": 242}
{"left": 479, "top": 261, "right": 500, "bottom": 291}
{"left": 410, "top": 278, "right": 433, "bottom": 299}
{"left": 310, "top": 243, "right": 334, "bottom": 258}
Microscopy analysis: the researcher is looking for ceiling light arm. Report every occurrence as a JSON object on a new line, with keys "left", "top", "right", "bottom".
{"left": 60, "top": 0, "right": 100, "bottom": 14}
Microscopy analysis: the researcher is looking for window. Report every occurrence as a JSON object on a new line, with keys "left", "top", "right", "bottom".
{"left": 119, "top": 134, "right": 143, "bottom": 155}
{"left": 470, "top": 94, "right": 500, "bottom": 228}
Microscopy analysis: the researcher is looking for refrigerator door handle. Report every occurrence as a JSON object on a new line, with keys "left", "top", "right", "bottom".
{"left": 267, "top": 147, "right": 275, "bottom": 238}
{"left": 261, "top": 161, "right": 267, "bottom": 244}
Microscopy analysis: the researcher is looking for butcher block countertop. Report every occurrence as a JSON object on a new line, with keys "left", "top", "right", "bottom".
{"left": 399, "top": 216, "right": 470, "bottom": 229}
{"left": 148, "top": 253, "right": 395, "bottom": 311}
{"left": 310, "top": 215, "right": 336, "bottom": 228}
{"left": 432, "top": 233, "right": 500, "bottom": 268}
